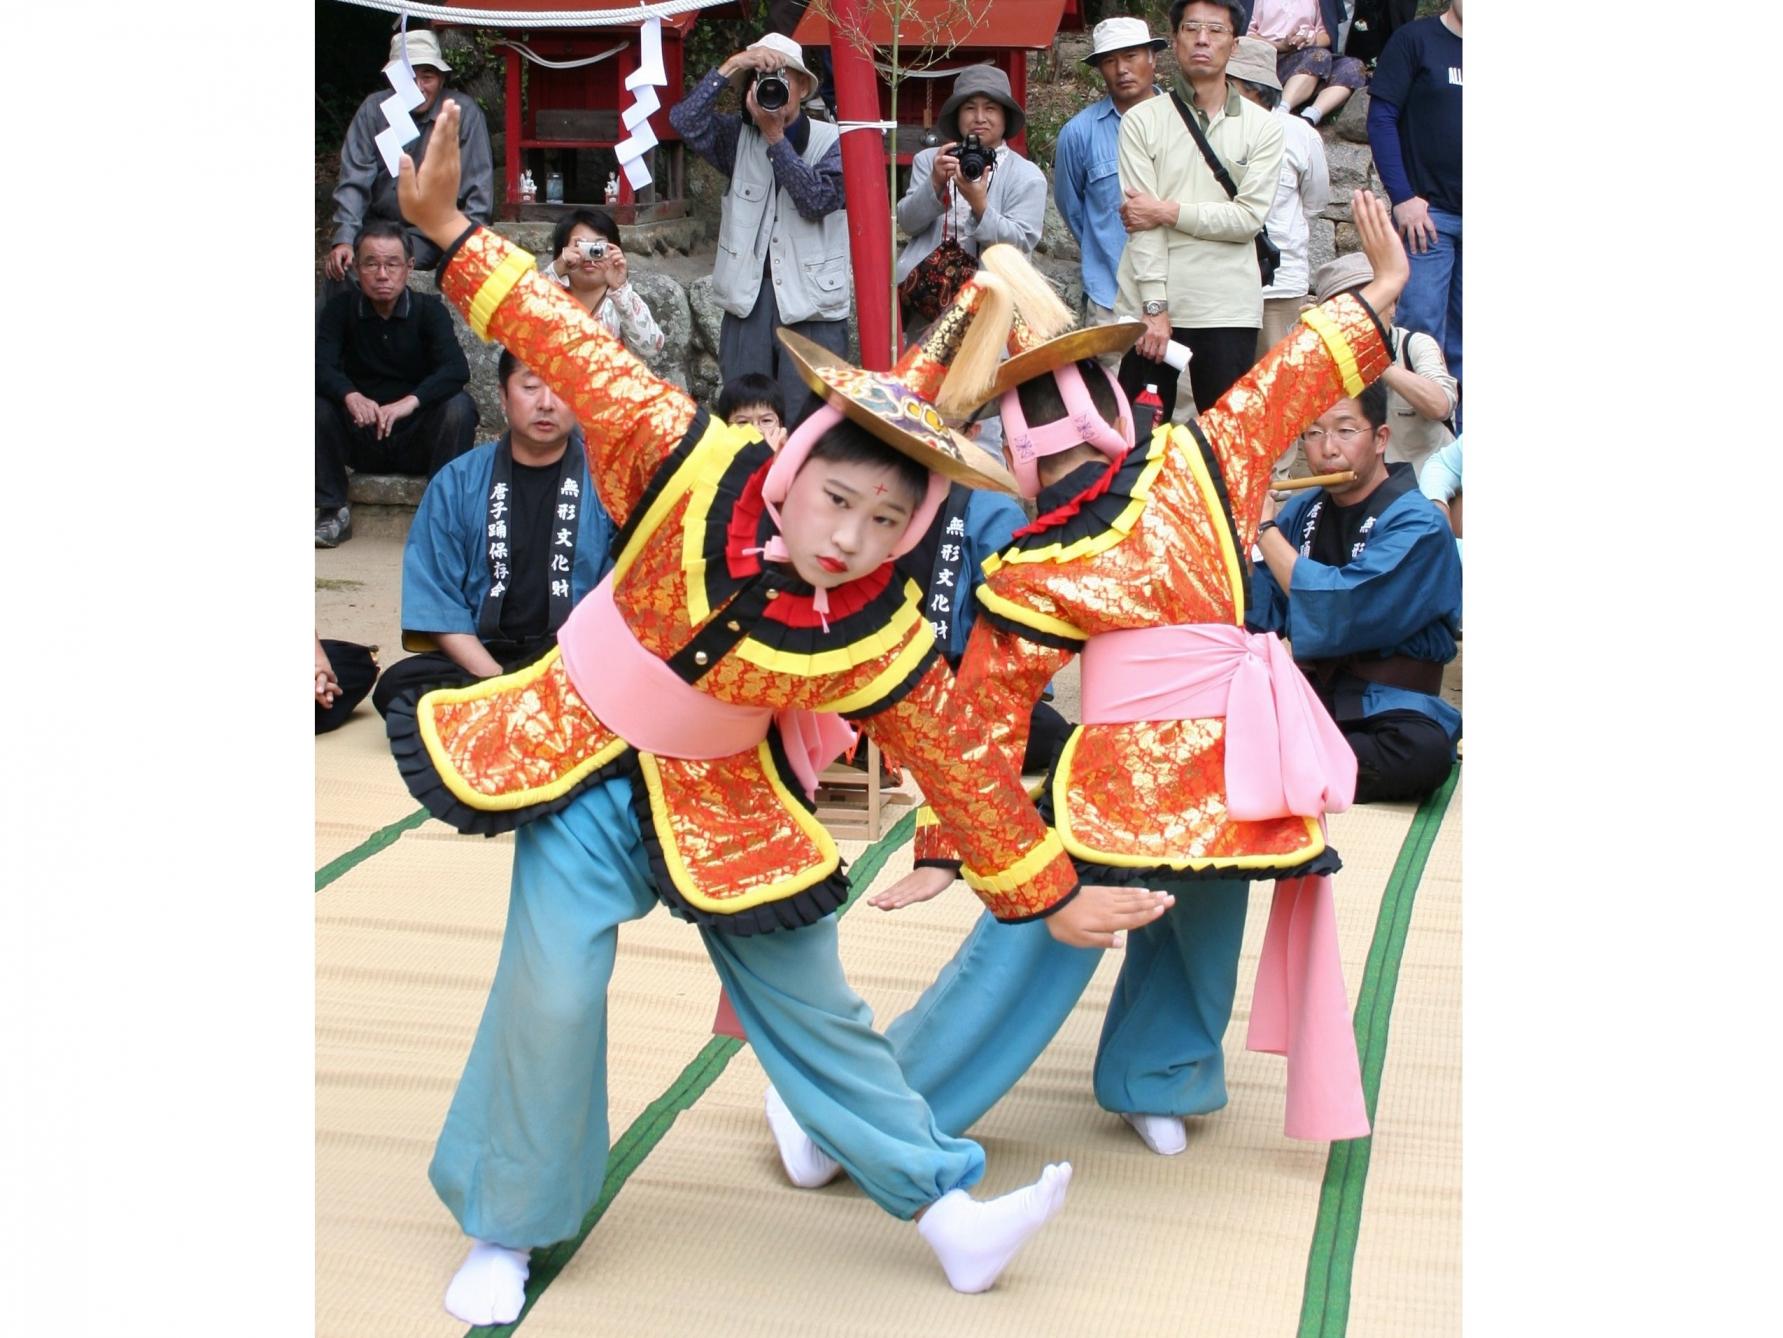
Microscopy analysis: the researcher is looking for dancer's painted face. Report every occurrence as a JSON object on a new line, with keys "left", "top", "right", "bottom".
{"left": 779, "top": 458, "right": 919, "bottom": 589}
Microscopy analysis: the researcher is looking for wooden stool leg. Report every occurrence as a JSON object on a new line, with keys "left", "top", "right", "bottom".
{"left": 866, "top": 739, "right": 881, "bottom": 840}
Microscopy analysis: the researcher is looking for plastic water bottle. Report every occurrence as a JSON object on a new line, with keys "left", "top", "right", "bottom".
{"left": 546, "top": 171, "right": 564, "bottom": 204}
{"left": 1133, "top": 383, "right": 1164, "bottom": 441}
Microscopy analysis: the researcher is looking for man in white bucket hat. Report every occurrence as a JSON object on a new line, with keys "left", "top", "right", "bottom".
{"left": 1053, "top": 17, "right": 1167, "bottom": 362}
{"left": 326, "top": 27, "right": 493, "bottom": 285}
{"left": 670, "top": 31, "right": 851, "bottom": 428}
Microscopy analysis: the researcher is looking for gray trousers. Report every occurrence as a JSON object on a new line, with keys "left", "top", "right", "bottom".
{"left": 718, "top": 284, "right": 848, "bottom": 429}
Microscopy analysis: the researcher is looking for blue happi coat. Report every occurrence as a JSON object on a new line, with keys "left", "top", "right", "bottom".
{"left": 401, "top": 435, "right": 615, "bottom": 641}
{"left": 1247, "top": 475, "right": 1462, "bottom": 740}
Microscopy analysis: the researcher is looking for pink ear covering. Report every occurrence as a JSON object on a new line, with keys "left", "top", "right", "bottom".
{"left": 999, "top": 363, "right": 1134, "bottom": 498}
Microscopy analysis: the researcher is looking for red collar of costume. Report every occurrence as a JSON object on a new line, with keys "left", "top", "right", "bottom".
{"left": 1013, "top": 452, "right": 1126, "bottom": 538}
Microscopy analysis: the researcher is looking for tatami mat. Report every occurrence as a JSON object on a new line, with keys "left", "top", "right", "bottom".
{"left": 317, "top": 727, "right": 1460, "bottom": 1337}
{"left": 1347, "top": 791, "right": 1462, "bottom": 1337}
{"left": 315, "top": 707, "right": 429, "bottom": 867}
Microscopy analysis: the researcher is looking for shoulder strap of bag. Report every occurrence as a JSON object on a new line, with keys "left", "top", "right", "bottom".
{"left": 1169, "top": 91, "right": 1239, "bottom": 201}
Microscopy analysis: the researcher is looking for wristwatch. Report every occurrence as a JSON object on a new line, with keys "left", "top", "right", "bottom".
{"left": 1142, "top": 300, "right": 1168, "bottom": 317}
{"left": 1257, "top": 519, "right": 1280, "bottom": 541}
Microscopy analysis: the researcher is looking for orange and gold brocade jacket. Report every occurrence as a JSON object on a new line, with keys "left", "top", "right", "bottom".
{"left": 388, "top": 228, "right": 1079, "bottom": 930}
{"left": 912, "top": 294, "right": 1390, "bottom": 882}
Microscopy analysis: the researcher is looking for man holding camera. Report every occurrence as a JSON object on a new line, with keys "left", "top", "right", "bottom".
{"left": 894, "top": 65, "right": 1048, "bottom": 337}
{"left": 669, "top": 33, "right": 848, "bottom": 427}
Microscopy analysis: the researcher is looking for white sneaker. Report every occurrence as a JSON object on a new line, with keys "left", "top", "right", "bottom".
{"left": 1122, "top": 1112, "right": 1187, "bottom": 1156}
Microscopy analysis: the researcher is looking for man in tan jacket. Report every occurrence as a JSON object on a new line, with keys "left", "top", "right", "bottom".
{"left": 1114, "top": 0, "right": 1283, "bottom": 423}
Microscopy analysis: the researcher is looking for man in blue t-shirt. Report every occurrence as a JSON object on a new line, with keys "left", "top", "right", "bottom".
{"left": 1367, "top": 0, "right": 1462, "bottom": 405}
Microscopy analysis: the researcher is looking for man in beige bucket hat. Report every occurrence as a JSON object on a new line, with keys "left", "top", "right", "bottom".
{"left": 326, "top": 27, "right": 493, "bottom": 285}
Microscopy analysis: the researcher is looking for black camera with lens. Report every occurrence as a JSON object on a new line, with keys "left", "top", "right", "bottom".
{"left": 947, "top": 133, "right": 992, "bottom": 183}
{"left": 752, "top": 69, "right": 791, "bottom": 112}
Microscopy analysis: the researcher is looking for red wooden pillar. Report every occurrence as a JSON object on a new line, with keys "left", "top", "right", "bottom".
{"left": 503, "top": 44, "right": 523, "bottom": 218}
{"left": 1005, "top": 53, "right": 1030, "bottom": 159}
{"left": 828, "top": 0, "right": 893, "bottom": 370}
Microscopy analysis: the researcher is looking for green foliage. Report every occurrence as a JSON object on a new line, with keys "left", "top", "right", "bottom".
{"left": 685, "top": 16, "right": 758, "bottom": 92}
{"left": 1084, "top": 0, "right": 1175, "bottom": 30}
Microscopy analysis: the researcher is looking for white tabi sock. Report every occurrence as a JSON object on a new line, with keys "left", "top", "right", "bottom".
{"left": 443, "top": 1239, "right": 530, "bottom": 1326}
{"left": 764, "top": 1085, "right": 842, "bottom": 1188}
{"left": 916, "top": 1162, "right": 1073, "bottom": 1293}
{"left": 1122, "top": 1112, "right": 1188, "bottom": 1156}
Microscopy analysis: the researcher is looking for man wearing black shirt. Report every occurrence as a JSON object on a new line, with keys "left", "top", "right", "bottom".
{"left": 370, "top": 349, "right": 615, "bottom": 717}
{"left": 1247, "top": 381, "right": 1463, "bottom": 802}
{"left": 315, "top": 219, "right": 478, "bottom": 547}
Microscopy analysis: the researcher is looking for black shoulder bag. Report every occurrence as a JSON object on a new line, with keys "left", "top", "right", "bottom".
{"left": 1169, "top": 91, "right": 1282, "bottom": 288}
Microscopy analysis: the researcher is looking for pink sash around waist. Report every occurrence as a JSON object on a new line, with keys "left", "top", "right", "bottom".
{"left": 558, "top": 574, "right": 856, "bottom": 800}
{"left": 1078, "top": 622, "right": 1355, "bottom": 820}
{"left": 1079, "top": 621, "right": 1368, "bottom": 1141}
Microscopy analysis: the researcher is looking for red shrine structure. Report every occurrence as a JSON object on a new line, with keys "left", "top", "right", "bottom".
{"left": 791, "top": 0, "right": 1086, "bottom": 165}
{"left": 437, "top": 0, "right": 748, "bottom": 222}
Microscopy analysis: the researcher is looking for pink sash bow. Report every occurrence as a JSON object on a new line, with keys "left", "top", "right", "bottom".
{"left": 1078, "top": 621, "right": 1368, "bottom": 1141}
{"left": 558, "top": 574, "right": 856, "bottom": 800}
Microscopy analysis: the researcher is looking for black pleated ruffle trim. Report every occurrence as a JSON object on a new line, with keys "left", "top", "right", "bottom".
{"left": 1064, "top": 845, "right": 1342, "bottom": 887}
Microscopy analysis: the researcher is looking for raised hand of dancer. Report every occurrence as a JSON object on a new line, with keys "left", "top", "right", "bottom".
{"left": 397, "top": 99, "right": 471, "bottom": 252}
{"left": 1045, "top": 885, "right": 1174, "bottom": 950}
{"left": 1353, "top": 189, "right": 1411, "bottom": 326}
{"left": 870, "top": 865, "right": 955, "bottom": 911}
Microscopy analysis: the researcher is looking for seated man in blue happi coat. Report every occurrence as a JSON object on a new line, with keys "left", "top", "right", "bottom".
{"left": 371, "top": 349, "right": 616, "bottom": 715}
{"left": 1248, "top": 379, "right": 1461, "bottom": 802}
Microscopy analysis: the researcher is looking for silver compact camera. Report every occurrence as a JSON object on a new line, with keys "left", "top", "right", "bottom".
{"left": 577, "top": 238, "right": 609, "bottom": 261}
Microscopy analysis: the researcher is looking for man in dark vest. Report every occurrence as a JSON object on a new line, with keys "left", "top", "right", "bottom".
{"left": 1248, "top": 379, "right": 1461, "bottom": 802}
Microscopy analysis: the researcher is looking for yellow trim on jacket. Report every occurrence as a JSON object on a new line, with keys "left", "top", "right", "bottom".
{"left": 416, "top": 648, "right": 630, "bottom": 810}
{"left": 1175, "top": 423, "right": 1247, "bottom": 626}
{"left": 635, "top": 744, "right": 841, "bottom": 912}
{"left": 962, "top": 829, "right": 1069, "bottom": 894}
{"left": 467, "top": 249, "right": 538, "bottom": 340}
{"left": 1297, "top": 305, "right": 1366, "bottom": 398}
{"left": 737, "top": 585, "right": 932, "bottom": 680}
{"left": 1048, "top": 731, "right": 1328, "bottom": 870}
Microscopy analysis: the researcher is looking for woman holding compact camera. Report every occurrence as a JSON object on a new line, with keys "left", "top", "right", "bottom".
{"left": 540, "top": 207, "right": 665, "bottom": 357}
{"left": 894, "top": 65, "right": 1048, "bottom": 340}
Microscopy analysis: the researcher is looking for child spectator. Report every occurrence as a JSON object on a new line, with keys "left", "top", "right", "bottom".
{"left": 717, "top": 372, "right": 788, "bottom": 449}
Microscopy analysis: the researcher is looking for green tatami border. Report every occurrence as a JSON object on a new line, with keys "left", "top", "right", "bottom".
{"left": 315, "top": 807, "right": 428, "bottom": 893}
{"left": 1298, "top": 764, "right": 1460, "bottom": 1338}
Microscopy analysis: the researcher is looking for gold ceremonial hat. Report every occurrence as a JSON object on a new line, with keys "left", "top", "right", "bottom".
{"left": 777, "top": 273, "right": 1027, "bottom": 496}
{"left": 962, "top": 320, "right": 1146, "bottom": 414}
